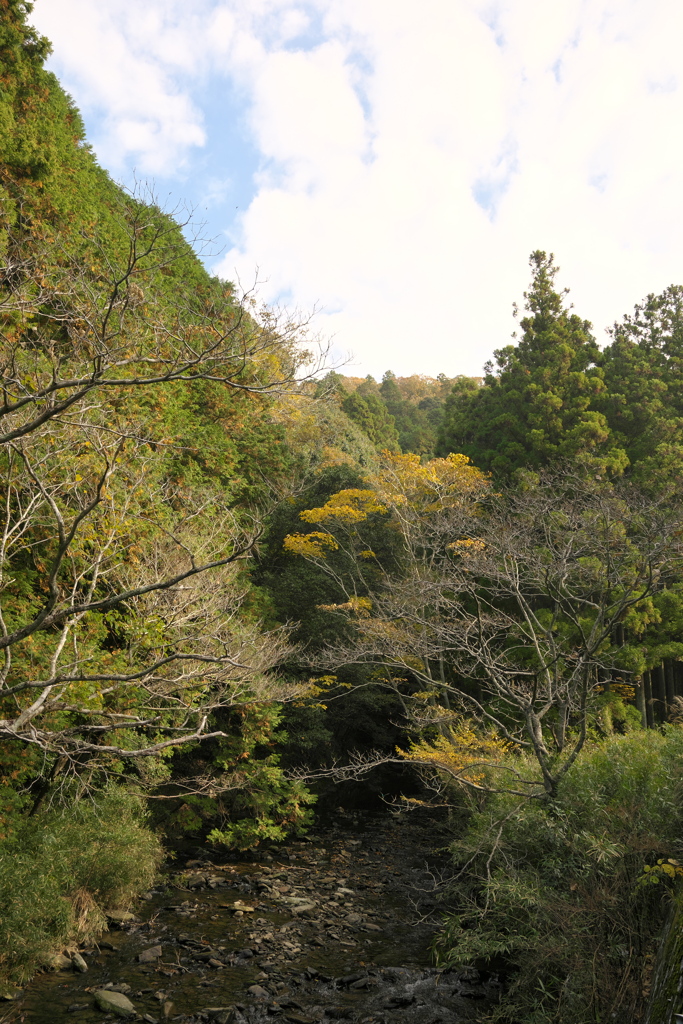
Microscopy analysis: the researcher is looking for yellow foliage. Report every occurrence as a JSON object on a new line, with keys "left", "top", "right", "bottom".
{"left": 399, "top": 722, "right": 512, "bottom": 785}
{"left": 317, "top": 446, "right": 356, "bottom": 470}
{"left": 282, "top": 452, "right": 488, "bottom": 565}
{"left": 305, "top": 675, "right": 353, "bottom": 698}
{"left": 637, "top": 858, "right": 683, "bottom": 888}
{"left": 299, "top": 489, "right": 388, "bottom": 524}
{"left": 316, "top": 596, "right": 372, "bottom": 616}
{"left": 377, "top": 451, "right": 489, "bottom": 510}
{"left": 447, "top": 538, "right": 487, "bottom": 556}
{"left": 283, "top": 531, "right": 339, "bottom": 557}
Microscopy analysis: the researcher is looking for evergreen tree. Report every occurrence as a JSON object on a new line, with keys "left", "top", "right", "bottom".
{"left": 438, "top": 252, "right": 626, "bottom": 478}
{"left": 598, "top": 285, "right": 683, "bottom": 486}
{"left": 341, "top": 390, "right": 400, "bottom": 451}
{"left": 379, "top": 371, "right": 435, "bottom": 454}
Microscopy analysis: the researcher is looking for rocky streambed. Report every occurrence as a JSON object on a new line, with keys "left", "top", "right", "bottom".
{"left": 15, "top": 810, "right": 500, "bottom": 1024}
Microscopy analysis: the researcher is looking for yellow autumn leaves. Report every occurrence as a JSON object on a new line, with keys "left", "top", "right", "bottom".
{"left": 283, "top": 450, "right": 489, "bottom": 560}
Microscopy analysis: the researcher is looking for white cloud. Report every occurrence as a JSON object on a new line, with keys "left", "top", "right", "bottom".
{"left": 30, "top": 0, "right": 683, "bottom": 376}
{"left": 31, "top": 0, "right": 216, "bottom": 173}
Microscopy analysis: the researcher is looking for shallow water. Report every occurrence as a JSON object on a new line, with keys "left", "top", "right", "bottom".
{"left": 14, "top": 811, "right": 498, "bottom": 1023}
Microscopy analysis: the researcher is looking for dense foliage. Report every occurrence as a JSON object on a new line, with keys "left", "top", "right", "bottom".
{"left": 3, "top": 6, "right": 683, "bottom": 1019}
{"left": 434, "top": 730, "right": 683, "bottom": 1023}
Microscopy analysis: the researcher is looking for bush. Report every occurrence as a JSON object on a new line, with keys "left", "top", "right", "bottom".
{"left": 0, "top": 787, "right": 162, "bottom": 986}
{"left": 434, "top": 728, "right": 683, "bottom": 1023}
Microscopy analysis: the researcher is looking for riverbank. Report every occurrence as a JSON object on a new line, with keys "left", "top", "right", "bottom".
{"left": 12, "top": 809, "right": 500, "bottom": 1023}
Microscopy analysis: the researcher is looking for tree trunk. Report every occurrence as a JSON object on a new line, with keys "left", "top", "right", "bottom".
{"left": 653, "top": 664, "right": 667, "bottom": 724}
{"left": 635, "top": 677, "right": 647, "bottom": 729}
{"left": 665, "top": 659, "right": 675, "bottom": 717}
{"left": 644, "top": 671, "right": 655, "bottom": 729}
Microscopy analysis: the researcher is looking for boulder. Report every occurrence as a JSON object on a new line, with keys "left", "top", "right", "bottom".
{"left": 93, "top": 989, "right": 136, "bottom": 1017}
{"left": 291, "top": 902, "right": 317, "bottom": 916}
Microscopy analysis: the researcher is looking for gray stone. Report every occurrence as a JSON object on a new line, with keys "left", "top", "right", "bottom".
{"left": 93, "top": 989, "right": 136, "bottom": 1017}
{"left": 105, "top": 910, "right": 138, "bottom": 924}
{"left": 71, "top": 951, "right": 88, "bottom": 973}
{"left": 203, "top": 1008, "right": 236, "bottom": 1024}
{"left": 230, "top": 901, "right": 255, "bottom": 913}
{"left": 50, "top": 953, "right": 73, "bottom": 971}
{"left": 247, "top": 984, "right": 270, "bottom": 999}
{"left": 291, "top": 902, "right": 317, "bottom": 916}
{"left": 139, "top": 945, "right": 163, "bottom": 963}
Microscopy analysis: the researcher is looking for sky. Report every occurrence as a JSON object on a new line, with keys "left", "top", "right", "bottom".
{"left": 29, "top": 0, "right": 683, "bottom": 380}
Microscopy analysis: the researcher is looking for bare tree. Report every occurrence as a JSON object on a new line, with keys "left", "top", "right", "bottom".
{"left": 0, "top": 194, "right": 320, "bottom": 776}
{"left": 286, "top": 463, "right": 682, "bottom": 796}
{"left": 1, "top": 192, "right": 329, "bottom": 446}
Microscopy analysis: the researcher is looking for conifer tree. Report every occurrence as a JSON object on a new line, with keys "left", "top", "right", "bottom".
{"left": 598, "top": 285, "right": 683, "bottom": 486}
{"left": 438, "top": 252, "right": 626, "bottom": 478}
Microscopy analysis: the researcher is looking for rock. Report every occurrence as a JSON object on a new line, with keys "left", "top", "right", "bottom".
{"left": 247, "top": 984, "right": 270, "bottom": 999}
{"left": 185, "top": 872, "right": 206, "bottom": 888}
{"left": 50, "top": 953, "right": 73, "bottom": 971}
{"left": 203, "top": 1008, "right": 236, "bottom": 1024}
{"left": 71, "top": 951, "right": 88, "bottom": 973}
{"left": 364, "top": 922, "right": 383, "bottom": 932}
{"left": 291, "top": 902, "right": 317, "bottom": 916}
{"left": 105, "top": 910, "right": 138, "bottom": 924}
{"left": 345, "top": 913, "right": 363, "bottom": 925}
{"left": 350, "top": 976, "right": 377, "bottom": 989}
{"left": 139, "top": 945, "right": 163, "bottom": 963}
{"left": 225, "top": 901, "right": 255, "bottom": 913}
{"left": 93, "top": 989, "right": 136, "bottom": 1017}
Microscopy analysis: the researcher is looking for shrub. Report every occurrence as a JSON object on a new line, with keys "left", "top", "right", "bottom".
{"left": 434, "top": 728, "right": 683, "bottom": 1023}
{"left": 0, "top": 787, "right": 162, "bottom": 986}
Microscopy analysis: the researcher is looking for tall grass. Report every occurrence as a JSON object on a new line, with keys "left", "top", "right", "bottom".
{"left": 0, "top": 787, "right": 162, "bottom": 986}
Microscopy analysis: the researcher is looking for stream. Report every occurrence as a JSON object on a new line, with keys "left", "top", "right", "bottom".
{"left": 14, "top": 809, "right": 501, "bottom": 1024}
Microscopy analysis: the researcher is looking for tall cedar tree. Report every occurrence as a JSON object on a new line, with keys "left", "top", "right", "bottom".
{"left": 598, "top": 285, "right": 683, "bottom": 487}
{"left": 438, "top": 251, "right": 626, "bottom": 479}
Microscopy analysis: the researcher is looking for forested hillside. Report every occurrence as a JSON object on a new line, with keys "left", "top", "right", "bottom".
{"left": 2, "top": 5, "right": 683, "bottom": 1022}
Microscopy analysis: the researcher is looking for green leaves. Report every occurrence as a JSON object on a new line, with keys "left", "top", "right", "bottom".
{"left": 438, "top": 252, "right": 624, "bottom": 480}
